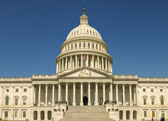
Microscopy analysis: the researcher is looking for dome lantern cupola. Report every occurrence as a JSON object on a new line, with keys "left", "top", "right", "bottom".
{"left": 80, "top": 7, "right": 88, "bottom": 25}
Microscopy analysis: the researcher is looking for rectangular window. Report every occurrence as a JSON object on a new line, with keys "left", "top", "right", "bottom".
{"left": 162, "top": 111, "right": 165, "bottom": 118}
{"left": 15, "top": 111, "right": 18, "bottom": 118}
{"left": 23, "top": 111, "right": 26, "bottom": 118}
{"left": 152, "top": 98, "right": 154, "bottom": 105}
{"left": 88, "top": 43, "right": 90, "bottom": 48}
{"left": 79, "top": 43, "right": 81, "bottom": 48}
{"left": 144, "top": 98, "right": 146, "bottom": 105}
{"left": 5, "top": 111, "right": 8, "bottom": 118}
{"left": 144, "top": 111, "right": 147, "bottom": 118}
{"left": 152, "top": 111, "right": 155, "bottom": 118}
{"left": 23, "top": 99, "right": 26, "bottom": 105}
{"left": 15, "top": 99, "right": 18, "bottom": 105}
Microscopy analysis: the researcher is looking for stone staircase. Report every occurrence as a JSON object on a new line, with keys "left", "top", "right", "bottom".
{"left": 59, "top": 106, "right": 115, "bottom": 121}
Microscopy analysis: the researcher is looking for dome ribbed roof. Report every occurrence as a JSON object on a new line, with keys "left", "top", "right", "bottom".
{"left": 65, "top": 8, "right": 103, "bottom": 42}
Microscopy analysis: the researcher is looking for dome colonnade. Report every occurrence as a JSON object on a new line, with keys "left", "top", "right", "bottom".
{"left": 56, "top": 8, "right": 113, "bottom": 73}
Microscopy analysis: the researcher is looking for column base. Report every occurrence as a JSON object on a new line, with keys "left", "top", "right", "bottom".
{"left": 88, "top": 102, "right": 91, "bottom": 106}
{"left": 94, "top": 102, "right": 99, "bottom": 106}
{"left": 80, "top": 103, "right": 83, "bottom": 106}
{"left": 73, "top": 102, "right": 76, "bottom": 106}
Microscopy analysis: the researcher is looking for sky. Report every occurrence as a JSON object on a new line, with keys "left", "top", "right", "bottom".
{"left": 0, "top": 0, "right": 168, "bottom": 77}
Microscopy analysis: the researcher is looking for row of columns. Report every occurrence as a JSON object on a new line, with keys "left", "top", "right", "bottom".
{"left": 34, "top": 83, "right": 137, "bottom": 106}
{"left": 56, "top": 55, "right": 112, "bottom": 73}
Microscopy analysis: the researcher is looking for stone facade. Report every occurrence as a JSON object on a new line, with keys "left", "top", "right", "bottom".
{"left": 0, "top": 8, "right": 167, "bottom": 121}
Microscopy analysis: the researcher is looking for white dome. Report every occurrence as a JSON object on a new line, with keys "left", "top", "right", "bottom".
{"left": 66, "top": 24, "right": 102, "bottom": 40}
{"left": 65, "top": 8, "right": 103, "bottom": 42}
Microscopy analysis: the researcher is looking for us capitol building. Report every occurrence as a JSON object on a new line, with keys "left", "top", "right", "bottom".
{"left": 0, "top": 8, "right": 168, "bottom": 121}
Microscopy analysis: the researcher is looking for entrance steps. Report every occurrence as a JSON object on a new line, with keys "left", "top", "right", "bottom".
{"left": 59, "top": 106, "right": 115, "bottom": 121}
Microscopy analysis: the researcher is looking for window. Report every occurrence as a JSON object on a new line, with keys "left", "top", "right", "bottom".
{"left": 144, "top": 111, "right": 147, "bottom": 118}
{"left": 151, "top": 98, "right": 154, "bottom": 105}
{"left": 75, "top": 43, "right": 77, "bottom": 49}
{"left": 84, "top": 43, "right": 86, "bottom": 48}
{"left": 143, "top": 88, "right": 146, "bottom": 92}
{"left": 96, "top": 44, "right": 98, "bottom": 49}
{"left": 6, "top": 89, "right": 9, "bottom": 92}
{"left": 161, "top": 96, "right": 164, "bottom": 105}
{"left": 23, "top": 99, "right": 26, "bottom": 105}
{"left": 15, "top": 111, "right": 18, "bottom": 118}
{"left": 161, "top": 111, "right": 165, "bottom": 118}
{"left": 79, "top": 59, "right": 81, "bottom": 67}
{"left": 160, "top": 89, "right": 163, "bottom": 92}
{"left": 71, "top": 44, "right": 73, "bottom": 49}
{"left": 5, "top": 96, "right": 9, "bottom": 105}
{"left": 16, "top": 89, "right": 19, "bottom": 92}
{"left": 15, "top": 98, "right": 18, "bottom": 105}
{"left": 152, "top": 111, "right": 155, "bottom": 118}
{"left": 79, "top": 43, "right": 81, "bottom": 48}
{"left": 144, "top": 98, "right": 147, "bottom": 105}
{"left": 151, "top": 88, "right": 154, "bottom": 92}
{"left": 92, "top": 43, "right": 94, "bottom": 49}
{"left": 24, "top": 88, "right": 27, "bottom": 92}
{"left": 88, "top": 43, "right": 90, "bottom": 48}
{"left": 5, "top": 111, "right": 8, "bottom": 118}
{"left": 23, "top": 111, "right": 26, "bottom": 118}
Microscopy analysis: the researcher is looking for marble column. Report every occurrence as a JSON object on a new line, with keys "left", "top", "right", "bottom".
{"left": 75, "top": 55, "right": 77, "bottom": 68}
{"left": 116, "top": 84, "right": 118, "bottom": 105}
{"left": 38, "top": 84, "right": 41, "bottom": 106}
{"left": 45, "top": 84, "right": 48, "bottom": 106}
{"left": 65, "top": 83, "right": 68, "bottom": 104}
{"left": 65, "top": 57, "right": 68, "bottom": 70}
{"left": 86, "top": 55, "right": 88, "bottom": 67}
{"left": 52, "top": 84, "right": 55, "bottom": 106}
{"left": 129, "top": 84, "right": 133, "bottom": 106}
{"left": 88, "top": 83, "right": 91, "bottom": 105}
{"left": 103, "top": 83, "right": 106, "bottom": 105}
{"left": 97, "top": 56, "right": 99, "bottom": 69}
{"left": 80, "top": 83, "right": 83, "bottom": 106}
{"left": 102, "top": 57, "right": 104, "bottom": 70}
{"left": 62, "top": 58, "right": 64, "bottom": 71}
{"left": 70, "top": 56, "right": 73, "bottom": 69}
{"left": 94, "top": 83, "right": 98, "bottom": 105}
{"left": 81, "top": 55, "right": 83, "bottom": 67}
{"left": 32, "top": 85, "right": 34, "bottom": 106}
{"left": 56, "top": 63, "right": 58, "bottom": 73}
{"left": 123, "top": 84, "right": 125, "bottom": 106}
{"left": 92, "top": 55, "right": 94, "bottom": 68}
{"left": 105, "top": 59, "right": 108, "bottom": 71}
{"left": 73, "top": 83, "right": 76, "bottom": 105}
{"left": 110, "top": 83, "right": 113, "bottom": 102}
{"left": 58, "top": 83, "right": 61, "bottom": 101}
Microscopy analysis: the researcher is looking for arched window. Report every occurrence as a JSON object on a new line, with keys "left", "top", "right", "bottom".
{"left": 119, "top": 110, "right": 123, "bottom": 120}
{"left": 79, "top": 43, "right": 81, "bottom": 48}
{"left": 71, "top": 44, "right": 73, "bottom": 49}
{"left": 151, "top": 98, "right": 154, "bottom": 105}
{"left": 41, "top": 111, "right": 45, "bottom": 120}
{"left": 133, "top": 110, "right": 137, "bottom": 120}
{"left": 33, "top": 111, "right": 38, "bottom": 120}
{"left": 92, "top": 43, "right": 94, "bottom": 49}
{"left": 161, "top": 96, "right": 164, "bottom": 105}
{"left": 126, "top": 110, "right": 130, "bottom": 120}
{"left": 5, "top": 96, "right": 9, "bottom": 105}
{"left": 48, "top": 111, "right": 52, "bottom": 120}
{"left": 88, "top": 43, "right": 90, "bottom": 48}
{"left": 143, "top": 98, "right": 147, "bottom": 105}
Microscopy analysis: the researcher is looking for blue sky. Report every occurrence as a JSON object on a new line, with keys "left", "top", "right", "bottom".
{"left": 0, "top": 0, "right": 168, "bottom": 77}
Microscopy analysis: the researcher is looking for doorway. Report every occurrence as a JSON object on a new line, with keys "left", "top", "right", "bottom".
{"left": 83, "top": 96, "right": 88, "bottom": 106}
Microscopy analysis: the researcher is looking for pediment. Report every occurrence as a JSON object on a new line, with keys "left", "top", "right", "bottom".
{"left": 60, "top": 68, "right": 110, "bottom": 78}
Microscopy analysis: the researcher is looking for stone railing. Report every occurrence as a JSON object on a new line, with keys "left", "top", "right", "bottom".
{"left": 113, "top": 74, "right": 138, "bottom": 79}
{"left": 0, "top": 77, "right": 31, "bottom": 81}
{"left": 54, "top": 101, "right": 68, "bottom": 112}
{"left": 32, "top": 74, "right": 57, "bottom": 78}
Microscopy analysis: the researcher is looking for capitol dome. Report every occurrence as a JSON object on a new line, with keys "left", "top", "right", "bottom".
{"left": 65, "top": 8, "right": 103, "bottom": 43}
{"left": 56, "top": 8, "right": 113, "bottom": 74}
